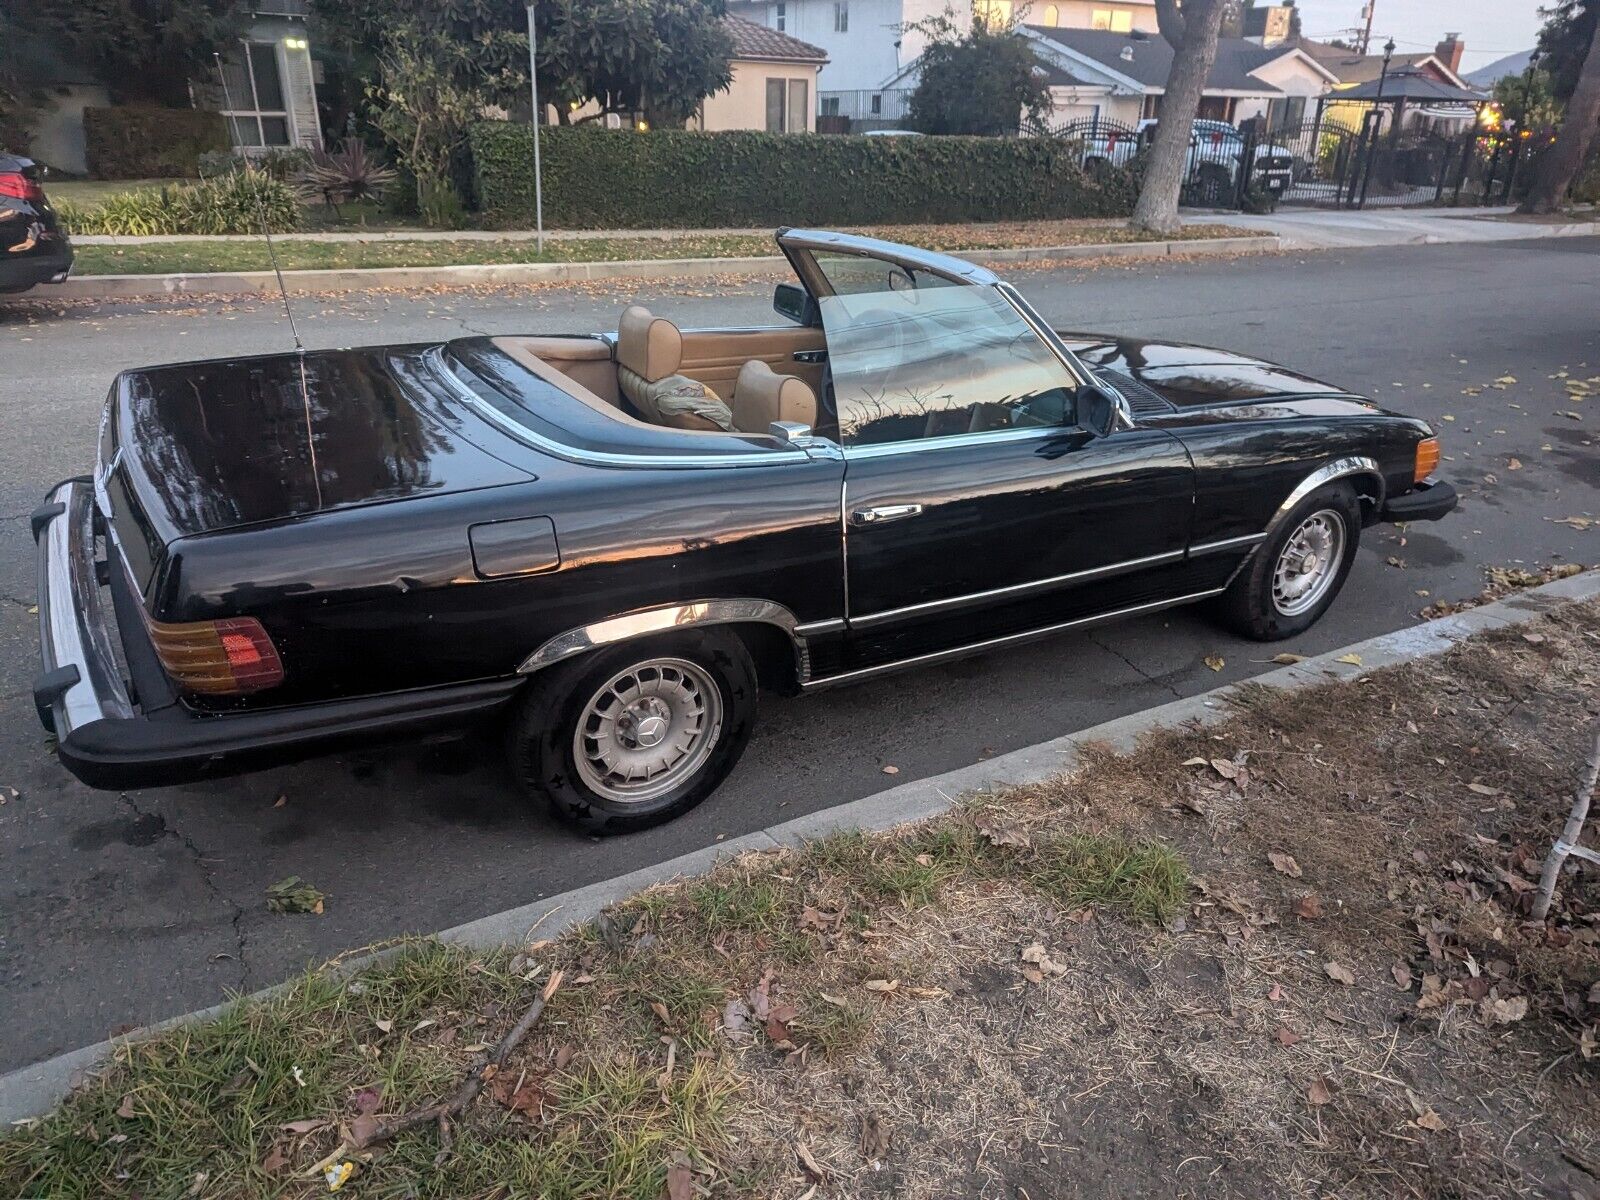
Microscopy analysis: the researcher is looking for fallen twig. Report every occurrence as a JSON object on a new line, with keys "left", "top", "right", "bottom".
{"left": 311, "top": 968, "right": 564, "bottom": 1166}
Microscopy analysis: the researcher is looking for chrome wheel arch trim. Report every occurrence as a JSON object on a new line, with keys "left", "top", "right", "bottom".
{"left": 1269, "top": 457, "right": 1384, "bottom": 533}
{"left": 518, "top": 598, "right": 806, "bottom": 675}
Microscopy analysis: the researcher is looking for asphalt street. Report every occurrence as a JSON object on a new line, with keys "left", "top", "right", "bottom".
{"left": 1, "top": 237, "right": 1596, "bottom": 1076}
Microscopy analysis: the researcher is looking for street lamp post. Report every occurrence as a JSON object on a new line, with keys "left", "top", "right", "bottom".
{"left": 525, "top": 2, "right": 545, "bottom": 255}
{"left": 1357, "top": 37, "right": 1396, "bottom": 209}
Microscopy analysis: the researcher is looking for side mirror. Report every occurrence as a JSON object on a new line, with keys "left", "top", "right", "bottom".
{"left": 1077, "top": 383, "right": 1124, "bottom": 438}
{"left": 773, "top": 282, "right": 819, "bottom": 327}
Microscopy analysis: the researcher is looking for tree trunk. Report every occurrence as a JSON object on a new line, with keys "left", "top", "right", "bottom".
{"left": 1132, "top": 0, "right": 1229, "bottom": 235}
{"left": 1520, "top": 13, "right": 1600, "bottom": 214}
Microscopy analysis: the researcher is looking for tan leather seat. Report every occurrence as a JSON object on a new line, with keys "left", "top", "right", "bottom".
{"left": 616, "top": 306, "right": 734, "bottom": 431}
{"left": 731, "top": 360, "right": 819, "bottom": 434}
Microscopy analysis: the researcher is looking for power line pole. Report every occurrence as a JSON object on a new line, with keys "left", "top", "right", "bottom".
{"left": 1358, "top": 0, "right": 1376, "bottom": 54}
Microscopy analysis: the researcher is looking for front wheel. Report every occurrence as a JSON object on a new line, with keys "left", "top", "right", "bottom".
{"left": 1212, "top": 483, "right": 1362, "bottom": 641}
{"left": 506, "top": 629, "right": 758, "bottom": 834}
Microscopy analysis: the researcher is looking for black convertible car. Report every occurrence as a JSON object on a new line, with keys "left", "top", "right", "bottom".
{"left": 35, "top": 230, "right": 1455, "bottom": 831}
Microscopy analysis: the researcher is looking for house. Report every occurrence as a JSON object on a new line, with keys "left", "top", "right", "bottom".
{"left": 1302, "top": 35, "right": 1482, "bottom": 134}
{"left": 691, "top": 17, "right": 829, "bottom": 132}
{"left": 1016, "top": 26, "right": 1338, "bottom": 131}
{"left": 11, "top": 0, "right": 322, "bottom": 175}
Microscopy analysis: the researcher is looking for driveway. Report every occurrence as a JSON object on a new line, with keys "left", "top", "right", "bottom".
{"left": 1, "top": 236, "right": 1596, "bottom": 1075}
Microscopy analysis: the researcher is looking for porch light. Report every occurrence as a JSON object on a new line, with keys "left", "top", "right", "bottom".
{"left": 283, "top": 36, "right": 308, "bottom": 50}
{"left": 637, "top": 119, "right": 650, "bottom": 131}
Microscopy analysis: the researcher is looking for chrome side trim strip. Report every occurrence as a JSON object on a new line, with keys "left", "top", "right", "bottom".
{"left": 843, "top": 424, "right": 1064, "bottom": 461}
{"left": 848, "top": 549, "right": 1187, "bottom": 630}
{"left": 426, "top": 350, "right": 820, "bottom": 471}
{"left": 794, "top": 618, "right": 847, "bottom": 636}
{"left": 518, "top": 599, "right": 801, "bottom": 675}
{"left": 802, "top": 588, "right": 1227, "bottom": 691}
{"left": 1189, "top": 533, "right": 1267, "bottom": 557}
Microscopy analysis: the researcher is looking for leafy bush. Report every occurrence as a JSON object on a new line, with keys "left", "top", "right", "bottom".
{"left": 294, "top": 139, "right": 398, "bottom": 208}
{"left": 468, "top": 124, "right": 1139, "bottom": 229}
{"left": 83, "top": 106, "right": 230, "bottom": 178}
{"left": 53, "top": 173, "right": 301, "bottom": 236}
{"left": 197, "top": 147, "right": 313, "bottom": 181}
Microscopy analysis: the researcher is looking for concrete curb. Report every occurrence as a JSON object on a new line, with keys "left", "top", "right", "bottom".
{"left": 37, "top": 236, "right": 1282, "bottom": 300}
{"left": 4, "top": 567, "right": 1597, "bottom": 1123}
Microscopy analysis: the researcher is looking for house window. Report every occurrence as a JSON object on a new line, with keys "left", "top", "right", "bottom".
{"left": 973, "top": 0, "right": 1012, "bottom": 27}
{"left": 768, "top": 78, "right": 809, "bottom": 131}
{"left": 773, "top": 1, "right": 785, "bottom": 31}
{"left": 1043, "top": 4, "right": 1059, "bottom": 25}
{"left": 1091, "top": 8, "right": 1134, "bottom": 32}
{"left": 870, "top": 93, "right": 882, "bottom": 114}
{"left": 822, "top": 95, "right": 841, "bottom": 116}
{"left": 834, "top": 1, "right": 848, "bottom": 32}
{"left": 218, "top": 40, "right": 293, "bottom": 147}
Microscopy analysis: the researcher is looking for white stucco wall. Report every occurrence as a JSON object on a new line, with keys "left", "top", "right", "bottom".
{"left": 23, "top": 84, "right": 111, "bottom": 175}
{"left": 727, "top": 0, "right": 961, "bottom": 92}
{"left": 1232, "top": 53, "right": 1331, "bottom": 124}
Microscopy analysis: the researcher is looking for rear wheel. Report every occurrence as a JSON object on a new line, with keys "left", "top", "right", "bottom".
{"left": 506, "top": 629, "right": 757, "bottom": 834}
{"left": 1213, "top": 483, "right": 1362, "bottom": 641}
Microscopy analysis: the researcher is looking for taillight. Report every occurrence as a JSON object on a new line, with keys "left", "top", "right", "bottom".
{"left": 147, "top": 617, "right": 285, "bottom": 695}
{"left": 1414, "top": 437, "right": 1441, "bottom": 485}
{"left": 0, "top": 172, "right": 45, "bottom": 203}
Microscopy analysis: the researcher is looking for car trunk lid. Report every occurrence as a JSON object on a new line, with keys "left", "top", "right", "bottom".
{"left": 100, "top": 346, "right": 535, "bottom": 592}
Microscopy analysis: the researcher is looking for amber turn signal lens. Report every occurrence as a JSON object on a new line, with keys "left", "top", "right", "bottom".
{"left": 147, "top": 616, "right": 285, "bottom": 695}
{"left": 1414, "top": 437, "right": 1441, "bottom": 485}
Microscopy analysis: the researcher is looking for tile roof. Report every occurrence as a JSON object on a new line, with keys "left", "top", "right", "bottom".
{"left": 1301, "top": 41, "right": 1442, "bottom": 85}
{"left": 1024, "top": 26, "right": 1284, "bottom": 94}
{"left": 723, "top": 14, "right": 828, "bottom": 63}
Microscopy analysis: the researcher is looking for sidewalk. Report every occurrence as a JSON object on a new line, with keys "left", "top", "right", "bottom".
{"left": 1192, "top": 204, "right": 1599, "bottom": 249}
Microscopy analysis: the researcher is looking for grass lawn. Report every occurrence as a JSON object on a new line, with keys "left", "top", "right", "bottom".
{"left": 5, "top": 573, "right": 1599, "bottom": 1198}
{"left": 69, "top": 221, "right": 1249, "bottom": 277}
{"left": 46, "top": 178, "right": 189, "bottom": 205}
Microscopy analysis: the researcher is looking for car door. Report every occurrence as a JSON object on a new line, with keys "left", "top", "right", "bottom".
{"left": 774, "top": 231, "right": 1204, "bottom": 677}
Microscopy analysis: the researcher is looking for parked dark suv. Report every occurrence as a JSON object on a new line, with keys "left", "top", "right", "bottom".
{"left": 1, "top": 153, "right": 73, "bottom": 295}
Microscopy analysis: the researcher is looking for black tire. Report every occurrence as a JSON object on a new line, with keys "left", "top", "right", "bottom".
{"left": 506, "top": 629, "right": 758, "bottom": 834}
{"left": 1212, "top": 482, "right": 1362, "bottom": 642}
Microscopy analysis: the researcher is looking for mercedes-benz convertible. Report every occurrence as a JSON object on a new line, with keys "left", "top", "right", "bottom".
{"left": 34, "top": 230, "right": 1456, "bottom": 831}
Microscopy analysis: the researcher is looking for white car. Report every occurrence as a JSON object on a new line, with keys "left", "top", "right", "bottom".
{"left": 1079, "top": 119, "right": 1296, "bottom": 202}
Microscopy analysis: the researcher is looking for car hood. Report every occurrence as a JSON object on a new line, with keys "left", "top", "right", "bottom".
{"left": 106, "top": 346, "right": 534, "bottom": 547}
{"left": 1059, "top": 332, "right": 1355, "bottom": 410}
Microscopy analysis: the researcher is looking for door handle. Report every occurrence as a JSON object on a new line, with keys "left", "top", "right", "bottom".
{"left": 850, "top": 503, "right": 923, "bottom": 526}
{"left": 792, "top": 349, "right": 828, "bottom": 364}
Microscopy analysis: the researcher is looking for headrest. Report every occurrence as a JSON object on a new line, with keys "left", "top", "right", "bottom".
{"left": 616, "top": 306, "right": 682, "bottom": 383}
{"left": 733, "top": 360, "right": 818, "bottom": 435}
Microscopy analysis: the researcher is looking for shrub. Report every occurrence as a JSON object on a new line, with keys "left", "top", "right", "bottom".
{"left": 52, "top": 173, "right": 301, "bottom": 236}
{"left": 468, "top": 124, "right": 1139, "bottom": 229}
{"left": 197, "top": 147, "right": 313, "bottom": 181}
{"left": 83, "top": 106, "right": 230, "bottom": 179}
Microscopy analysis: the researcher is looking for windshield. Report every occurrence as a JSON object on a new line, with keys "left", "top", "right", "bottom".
{"left": 810, "top": 253, "right": 1079, "bottom": 447}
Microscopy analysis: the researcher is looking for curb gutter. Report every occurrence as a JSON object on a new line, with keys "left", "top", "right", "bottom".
{"left": 4, "top": 567, "right": 1597, "bottom": 1123}
{"left": 33, "top": 236, "right": 1281, "bottom": 300}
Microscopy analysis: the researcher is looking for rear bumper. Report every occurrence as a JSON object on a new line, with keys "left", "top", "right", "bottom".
{"left": 1379, "top": 479, "right": 1458, "bottom": 524}
{"left": 34, "top": 480, "right": 522, "bottom": 790}
{"left": 0, "top": 244, "right": 72, "bottom": 294}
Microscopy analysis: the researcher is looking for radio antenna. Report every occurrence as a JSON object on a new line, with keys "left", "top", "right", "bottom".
{"left": 212, "top": 51, "right": 304, "bottom": 352}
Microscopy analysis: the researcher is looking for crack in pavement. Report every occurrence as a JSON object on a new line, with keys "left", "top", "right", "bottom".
{"left": 117, "top": 793, "right": 251, "bottom": 992}
{"left": 1089, "top": 632, "right": 1185, "bottom": 700}
{"left": 0, "top": 592, "right": 35, "bottom": 611}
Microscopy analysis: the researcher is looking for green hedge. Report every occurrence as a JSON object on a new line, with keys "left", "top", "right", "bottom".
{"left": 53, "top": 173, "right": 300, "bottom": 236}
{"left": 84, "top": 106, "right": 230, "bottom": 179}
{"left": 468, "top": 124, "right": 1138, "bottom": 229}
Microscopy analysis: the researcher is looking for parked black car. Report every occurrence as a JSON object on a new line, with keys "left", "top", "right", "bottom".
{"left": 0, "top": 153, "right": 72, "bottom": 294}
{"left": 34, "top": 230, "right": 1456, "bottom": 831}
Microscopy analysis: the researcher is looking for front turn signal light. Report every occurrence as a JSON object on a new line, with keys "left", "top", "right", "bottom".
{"left": 147, "top": 616, "right": 285, "bottom": 695}
{"left": 1414, "top": 437, "right": 1441, "bottom": 485}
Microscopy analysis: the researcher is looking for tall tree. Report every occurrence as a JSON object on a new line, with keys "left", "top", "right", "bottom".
{"left": 46, "top": 0, "right": 243, "bottom": 107}
{"left": 1131, "top": 0, "right": 1229, "bottom": 234}
{"left": 905, "top": 11, "right": 1051, "bottom": 137}
{"left": 1537, "top": 0, "right": 1599, "bottom": 102}
{"left": 1520, "top": 5, "right": 1600, "bottom": 213}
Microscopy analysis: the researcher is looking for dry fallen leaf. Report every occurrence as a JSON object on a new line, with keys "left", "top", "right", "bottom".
{"left": 1204, "top": 655, "right": 1225, "bottom": 672}
{"left": 116, "top": 1095, "right": 137, "bottom": 1120}
{"left": 881, "top": 765, "right": 900, "bottom": 776}
{"left": 1335, "top": 653, "right": 1363, "bottom": 666}
{"left": 1392, "top": 962, "right": 1414, "bottom": 991}
{"left": 1271, "top": 653, "right": 1307, "bottom": 665}
{"left": 665, "top": 1153, "right": 695, "bottom": 1200}
{"left": 796, "top": 1141, "right": 828, "bottom": 1182}
{"left": 1467, "top": 782, "right": 1499, "bottom": 797}
{"left": 859, "top": 1111, "right": 892, "bottom": 1160}
{"left": 977, "top": 815, "right": 1032, "bottom": 849}
{"left": 373, "top": 1019, "right": 393, "bottom": 1034}
{"left": 1292, "top": 893, "right": 1323, "bottom": 920}
{"left": 1307, "top": 1077, "right": 1335, "bottom": 1106}
{"left": 1324, "top": 961, "right": 1356, "bottom": 986}
{"left": 1275, "top": 1025, "right": 1302, "bottom": 1047}
{"left": 863, "top": 979, "right": 899, "bottom": 994}
{"left": 1416, "top": 1109, "right": 1448, "bottom": 1132}
{"left": 1480, "top": 994, "right": 1529, "bottom": 1025}
{"left": 1269, "top": 851, "right": 1303, "bottom": 879}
